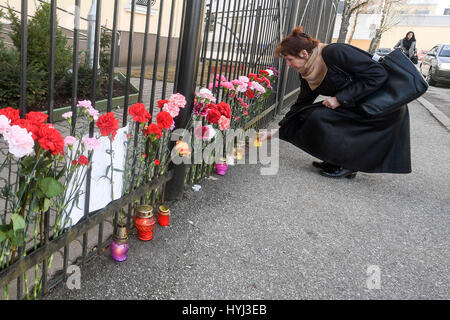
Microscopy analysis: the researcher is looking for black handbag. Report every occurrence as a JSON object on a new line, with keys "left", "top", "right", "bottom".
{"left": 410, "top": 50, "right": 418, "bottom": 64}
{"left": 336, "top": 49, "right": 428, "bottom": 117}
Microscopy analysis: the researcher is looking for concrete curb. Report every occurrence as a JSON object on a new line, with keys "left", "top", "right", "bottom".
{"left": 417, "top": 96, "right": 450, "bottom": 132}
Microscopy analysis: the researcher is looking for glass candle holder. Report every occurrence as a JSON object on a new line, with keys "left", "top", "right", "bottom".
{"left": 215, "top": 158, "right": 228, "bottom": 175}
{"left": 253, "top": 133, "right": 262, "bottom": 148}
{"left": 134, "top": 205, "right": 157, "bottom": 241}
{"left": 158, "top": 205, "right": 170, "bottom": 227}
{"left": 111, "top": 225, "right": 130, "bottom": 262}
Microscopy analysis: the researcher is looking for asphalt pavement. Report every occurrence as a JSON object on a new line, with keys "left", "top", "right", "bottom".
{"left": 44, "top": 98, "right": 449, "bottom": 300}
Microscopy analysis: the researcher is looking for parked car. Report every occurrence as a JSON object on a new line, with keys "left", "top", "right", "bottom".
{"left": 375, "top": 48, "right": 392, "bottom": 57}
{"left": 418, "top": 49, "right": 429, "bottom": 61}
{"left": 419, "top": 44, "right": 450, "bottom": 85}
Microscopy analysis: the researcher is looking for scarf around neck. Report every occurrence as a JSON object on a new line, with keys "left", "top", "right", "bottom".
{"left": 403, "top": 38, "right": 413, "bottom": 51}
{"left": 298, "top": 43, "right": 328, "bottom": 91}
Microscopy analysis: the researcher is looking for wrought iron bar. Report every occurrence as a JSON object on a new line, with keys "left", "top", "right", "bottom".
{"left": 122, "top": 0, "right": 137, "bottom": 126}
{"left": 149, "top": 0, "right": 165, "bottom": 112}
{"left": 162, "top": 0, "right": 176, "bottom": 100}
{"left": 107, "top": 0, "right": 119, "bottom": 113}
{"left": 71, "top": 0, "right": 81, "bottom": 134}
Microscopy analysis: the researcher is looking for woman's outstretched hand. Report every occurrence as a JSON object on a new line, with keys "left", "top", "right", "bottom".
{"left": 322, "top": 97, "right": 341, "bottom": 109}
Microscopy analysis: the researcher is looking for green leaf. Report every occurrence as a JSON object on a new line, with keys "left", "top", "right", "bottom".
{"left": 38, "top": 177, "right": 64, "bottom": 198}
{"left": 35, "top": 188, "right": 45, "bottom": 200}
{"left": 20, "top": 156, "right": 36, "bottom": 170}
{"left": 0, "top": 224, "right": 11, "bottom": 233}
{"left": 10, "top": 214, "right": 25, "bottom": 232}
{"left": 43, "top": 198, "right": 51, "bottom": 212}
{"left": 0, "top": 231, "right": 6, "bottom": 243}
{"left": 8, "top": 230, "right": 24, "bottom": 247}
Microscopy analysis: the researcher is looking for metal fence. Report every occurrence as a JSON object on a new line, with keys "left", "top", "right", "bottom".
{"left": 0, "top": 0, "right": 338, "bottom": 300}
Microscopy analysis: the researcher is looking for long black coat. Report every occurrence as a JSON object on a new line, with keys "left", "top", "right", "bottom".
{"left": 278, "top": 43, "right": 411, "bottom": 174}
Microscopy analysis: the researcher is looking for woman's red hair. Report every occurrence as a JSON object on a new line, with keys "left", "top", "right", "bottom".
{"left": 275, "top": 26, "right": 320, "bottom": 57}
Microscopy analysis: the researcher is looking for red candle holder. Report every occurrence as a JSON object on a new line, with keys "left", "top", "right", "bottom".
{"left": 158, "top": 205, "right": 170, "bottom": 227}
{"left": 134, "top": 205, "right": 156, "bottom": 241}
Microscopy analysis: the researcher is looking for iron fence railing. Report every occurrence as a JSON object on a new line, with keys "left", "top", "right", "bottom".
{"left": 0, "top": 0, "right": 337, "bottom": 300}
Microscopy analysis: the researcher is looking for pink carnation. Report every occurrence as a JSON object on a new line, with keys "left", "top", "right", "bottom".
{"left": 196, "top": 89, "right": 216, "bottom": 103}
{"left": 194, "top": 125, "right": 211, "bottom": 140}
{"left": 252, "top": 82, "right": 266, "bottom": 94}
{"left": 0, "top": 115, "right": 11, "bottom": 135}
{"left": 4, "top": 125, "right": 35, "bottom": 158}
{"left": 215, "top": 74, "right": 227, "bottom": 82}
{"left": 82, "top": 137, "right": 100, "bottom": 151}
{"left": 87, "top": 107, "right": 99, "bottom": 121}
{"left": 168, "top": 93, "right": 187, "bottom": 109}
{"left": 236, "top": 83, "right": 248, "bottom": 93}
{"left": 220, "top": 81, "right": 234, "bottom": 90}
{"left": 77, "top": 100, "right": 92, "bottom": 109}
{"left": 64, "top": 136, "right": 77, "bottom": 146}
{"left": 208, "top": 81, "right": 220, "bottom": 91}
{"left": 62, "top": 112, "right": 73, "bottom": 119}
{"left": 218, "top": 116, "right": 230, "bottom": 131}
{"left": 162, "top": 103, "right": 181, "bottom": 118}
{"left": 239, "top": 76, "right": 250, "bottom": 83}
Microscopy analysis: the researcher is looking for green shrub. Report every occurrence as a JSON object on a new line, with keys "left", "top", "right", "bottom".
{"left": 0, "top": 5, "right": 115, "bottom": 110}
{"left": 3, "top": 3, "right": 72, "bottom": 108}
{"left": 6, "top": 2, "right": 72, "bottom": 82}
{"left": 0, "top": 9, "right": 46, "bottom": 108}
{"left": 0, "top": 42, "right": 46, "bottom": 108}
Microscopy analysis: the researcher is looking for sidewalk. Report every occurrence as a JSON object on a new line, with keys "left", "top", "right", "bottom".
{"left": 44, "top": 100, "right": 449, "bottom": 300}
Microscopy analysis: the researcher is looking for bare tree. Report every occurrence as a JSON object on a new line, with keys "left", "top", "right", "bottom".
{"left": 368, "top": 0, "right": 406, "bottom": 54}
{"left": 346, "top": 6, "right": 361, "bottom": 43}
{"left": 337, "top": 0, "right": 370, "bottom": 43}
{"left": 347, "top": 0, "right": 378, "bottom": 43}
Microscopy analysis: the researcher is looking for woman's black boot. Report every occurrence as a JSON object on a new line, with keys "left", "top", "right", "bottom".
{"left": 319, "top": 167, "right": 357, "bottom": 179}
{"left": 312, "top": 161, "right": 336, "bottom": 170}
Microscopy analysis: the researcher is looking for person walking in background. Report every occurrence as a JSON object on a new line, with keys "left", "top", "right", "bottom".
{"left": 394, "top": 31, "right": 417, "bottom": 62}
{"left": 262, "top": 26, "right": 412, "bottom": 179}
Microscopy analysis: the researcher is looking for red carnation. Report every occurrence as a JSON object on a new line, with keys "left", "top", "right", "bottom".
{"left": 129, "top": 103, "right": 151, "bottom": 123}
{"left": 158, "top": 100, "right": 169, "bottom": 109}
{"left": 97, "top": 112, "right": 120, "bottom": 141}
{"left": 206, "top": 103, "right": 217, "bottom": 110}
{"left": 206, "top": 108, "right": 222, "bottom": 124}
{"left": 154, "top": 159, "right": 160, "bottom": 166}
{"left": 248, "top": 73, "right": 258, "bottom": 81}
{"left": 0, "top": 107, "right": 20, "bottom": 123}
{"left": 72, "top": 155, "right": 88, "bottom": 166}
{"left": 216, "top": 102, "right": 232, "bottom": 119}
{"left": 261, "top": 76, "right": 271, "bottom": 86}
{"left": 38, "top": 124, "right": 64, "bottom": 156}
{"left": 14, "top": 119, "right": 40, "bottom": 141}
{"left": 260, "top": 70, "right": 269, "bottom": 76}
{"left": 77, "top": 155, "right": 89, "bottom": 166}
{"left": 144, "top": 123, "right": 163, "bottom": 139}
{"left": 245, "top": 89, "right": 256, "bottom": 99}
{"left": 26, "top": 111, "right": 48, "bottom": 125}
{"left": 156, "top": 111, "right": 173, "bottom": 129}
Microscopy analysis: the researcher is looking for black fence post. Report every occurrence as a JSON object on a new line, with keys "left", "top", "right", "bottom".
{"left": 164, "top": 0, "right": 205, "bottom": 201}
{"left": 275, "top": 0, "right": 300, "bottom": 116}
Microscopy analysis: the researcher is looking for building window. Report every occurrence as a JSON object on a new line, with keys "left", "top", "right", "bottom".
{"left": 136, "top": 0, "right": 156, "bottom": 7}
{"left": 414, "top": 10, "right": 430, "bottom": 15}
{"left": 337, "top": 1, "right": 344, "bottom": 14}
